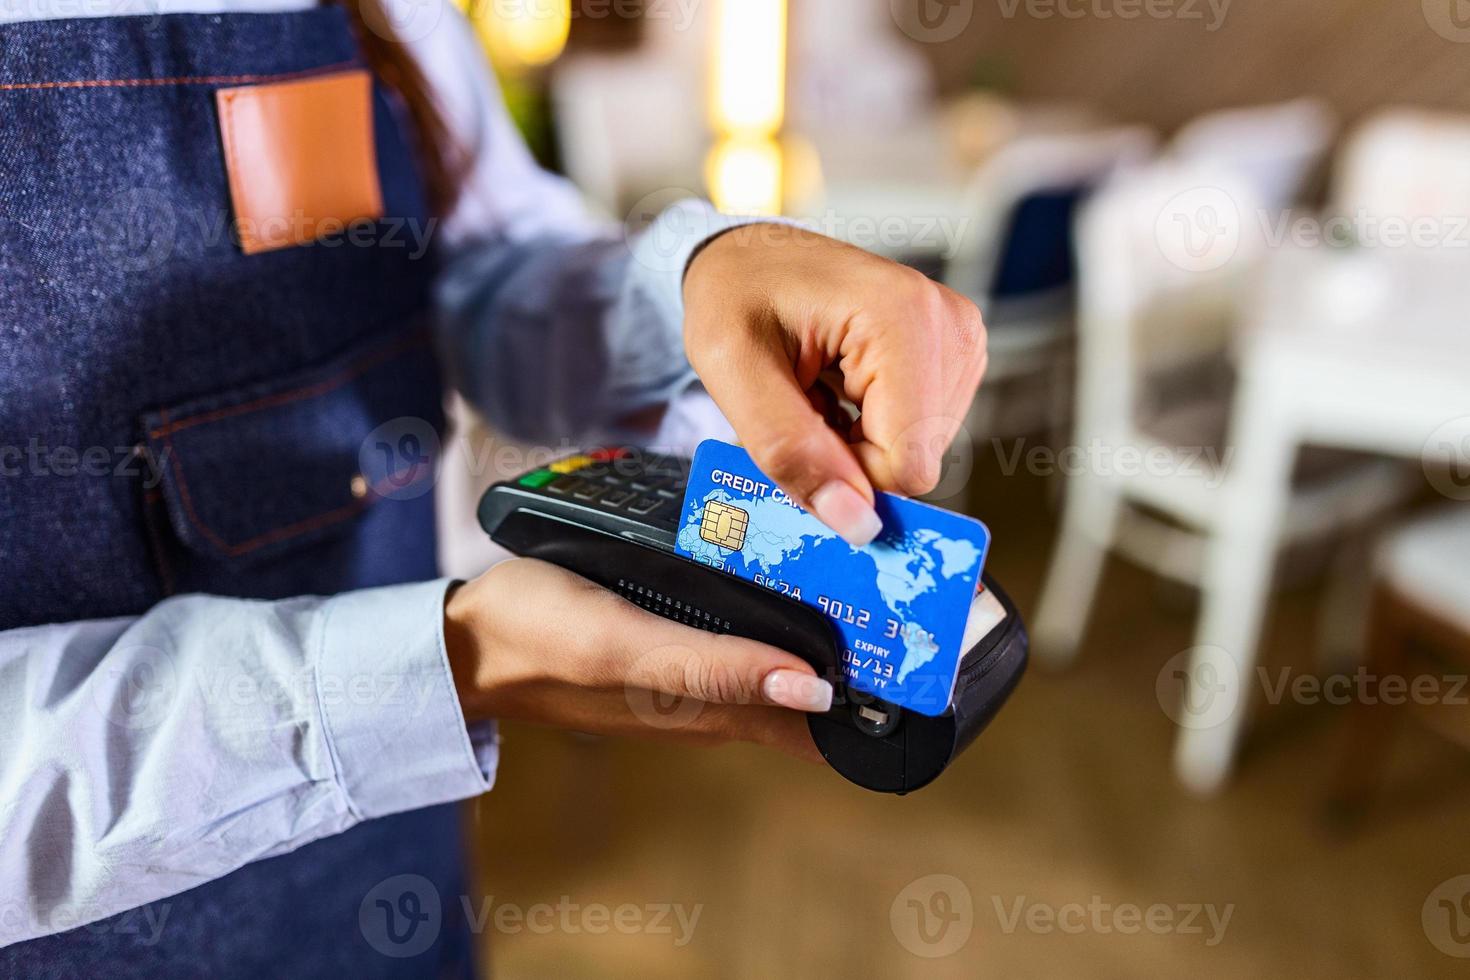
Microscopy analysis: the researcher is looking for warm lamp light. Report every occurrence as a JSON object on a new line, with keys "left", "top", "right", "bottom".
{"left": 707, "top": 0, "right": 788, "bottom": 215}
{"left": 472, "top": 0, "right": 572, "bottom": 70}
{"left": 707, "top": 137, "right": 784, "bottom": 216}
{"left": 709, "top": 0, "right": 787, "bottom": 138}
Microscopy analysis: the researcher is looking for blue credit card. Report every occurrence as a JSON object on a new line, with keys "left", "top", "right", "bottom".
{"left": 673, "top": 440, "right": 990, "bottom": 716}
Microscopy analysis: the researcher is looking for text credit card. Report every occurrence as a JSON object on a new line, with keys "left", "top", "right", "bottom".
{"left": 673, "top": 440, "right": 990, "bottom": 716}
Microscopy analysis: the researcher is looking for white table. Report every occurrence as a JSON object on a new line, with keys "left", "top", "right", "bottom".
{"left": 1176, "top": 245, "right": 1470, "bottom": 793}
{"left": 794, "top": 121, "right": 972, "bottom": 262}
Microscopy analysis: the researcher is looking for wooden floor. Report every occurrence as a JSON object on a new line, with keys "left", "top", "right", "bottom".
{"left": 468, "top": 450, "right": 1470, "bottom": 978}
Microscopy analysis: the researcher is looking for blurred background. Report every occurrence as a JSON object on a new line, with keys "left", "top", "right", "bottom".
{"left": 440, "top": 0, "right": 1470, "bottom": 975}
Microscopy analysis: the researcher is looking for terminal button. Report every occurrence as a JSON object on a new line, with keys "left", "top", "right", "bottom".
{"left": 550, "top": 455, "right": 595, "bottom": 474}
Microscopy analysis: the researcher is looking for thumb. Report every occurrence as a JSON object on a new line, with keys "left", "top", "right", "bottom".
{"left": 693, "top": 335, "right": 883, "bottom": 546}
{"left": 625, "top": 631, "right": 835, "bottom": 713}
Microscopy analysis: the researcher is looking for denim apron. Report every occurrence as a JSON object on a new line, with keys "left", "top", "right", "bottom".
{"left": 1, "top": 10, "right": 476, "bottom": 976}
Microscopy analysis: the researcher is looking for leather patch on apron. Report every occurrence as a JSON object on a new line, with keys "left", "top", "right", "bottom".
{"left": 215, "top": 69, "right": 384, "bottom": 255}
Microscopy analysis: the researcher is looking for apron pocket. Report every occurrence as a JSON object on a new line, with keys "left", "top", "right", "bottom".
{"left": 141, "top": 328, "right": 444, "bottom": 565}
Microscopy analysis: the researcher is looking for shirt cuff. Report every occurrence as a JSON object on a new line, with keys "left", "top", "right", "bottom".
{"left": 631, "top": 199, "right": 806, "bottom": 315}
{"left": 315, "top": 579, "right": 498, "bottom": 821}
{"left": 616, "top": 200, "right": 805, "bottom": 433}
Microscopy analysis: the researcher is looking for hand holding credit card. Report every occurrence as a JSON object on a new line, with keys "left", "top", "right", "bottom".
{"left": 675, "top": 440, "right": 991, "bottom": 716}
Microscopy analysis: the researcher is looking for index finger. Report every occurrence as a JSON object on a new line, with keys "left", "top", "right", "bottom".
{"left": 689, "top": 325, "right": 883, "bottom": 546}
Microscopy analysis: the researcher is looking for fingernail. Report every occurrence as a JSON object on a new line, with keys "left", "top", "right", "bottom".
{"left": 811, "top": 481, "right": 882, "bottom": 547}
{"left": 761, "top": 669, "right": 834, "bottom": 713}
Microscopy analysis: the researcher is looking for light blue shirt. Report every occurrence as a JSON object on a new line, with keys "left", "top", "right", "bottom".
{"left": 0, "top": 3, "right": 761, "bottom": 947}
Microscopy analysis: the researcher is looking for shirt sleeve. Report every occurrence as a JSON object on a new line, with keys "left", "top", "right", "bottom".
{"left": 434, "top": 198, "right": 766, "bottom": 444}
{"left": 0, "top": 579, "right": 493, "bottom": 948}
{"left": 413, "top": 8, "right": 780, "bottom": 443}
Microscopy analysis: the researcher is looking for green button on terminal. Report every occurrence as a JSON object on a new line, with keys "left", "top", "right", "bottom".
{"left": 518, "top": 469, "right": 558, "bottom": 489}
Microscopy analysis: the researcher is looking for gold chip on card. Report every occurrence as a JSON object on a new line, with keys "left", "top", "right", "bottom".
{"left": 699, "top": 501, "right": 750, "bottom": 550}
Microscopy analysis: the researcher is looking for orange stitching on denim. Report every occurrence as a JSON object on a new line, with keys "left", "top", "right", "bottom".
{"left": 0, "top": 60, "right": 363, "bottom": 93}
{"left": 147, "top": 328, "right": 431, "bottom": 440}
{"left": 156, "top": 406, "right": 372, "bottom": 558}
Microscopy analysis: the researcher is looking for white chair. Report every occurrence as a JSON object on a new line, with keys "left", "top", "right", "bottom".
{"left": 1332, "top": 506, "right": 1470, "bottom": 812}
{"left": 1169, "top": 98, "right": 1336, "bottom": 211}
{"left": 1376, "top": 508, "right": 1470, "bottom": 640}
{"left": 1331, "top": 108, "right": 1470, "bottom": 233}
{"left": 944, "top": 126, "right": 1157, "bottom": 439}
{"left": 1033, "top": 161, "right": 1412, "bottom": 675}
